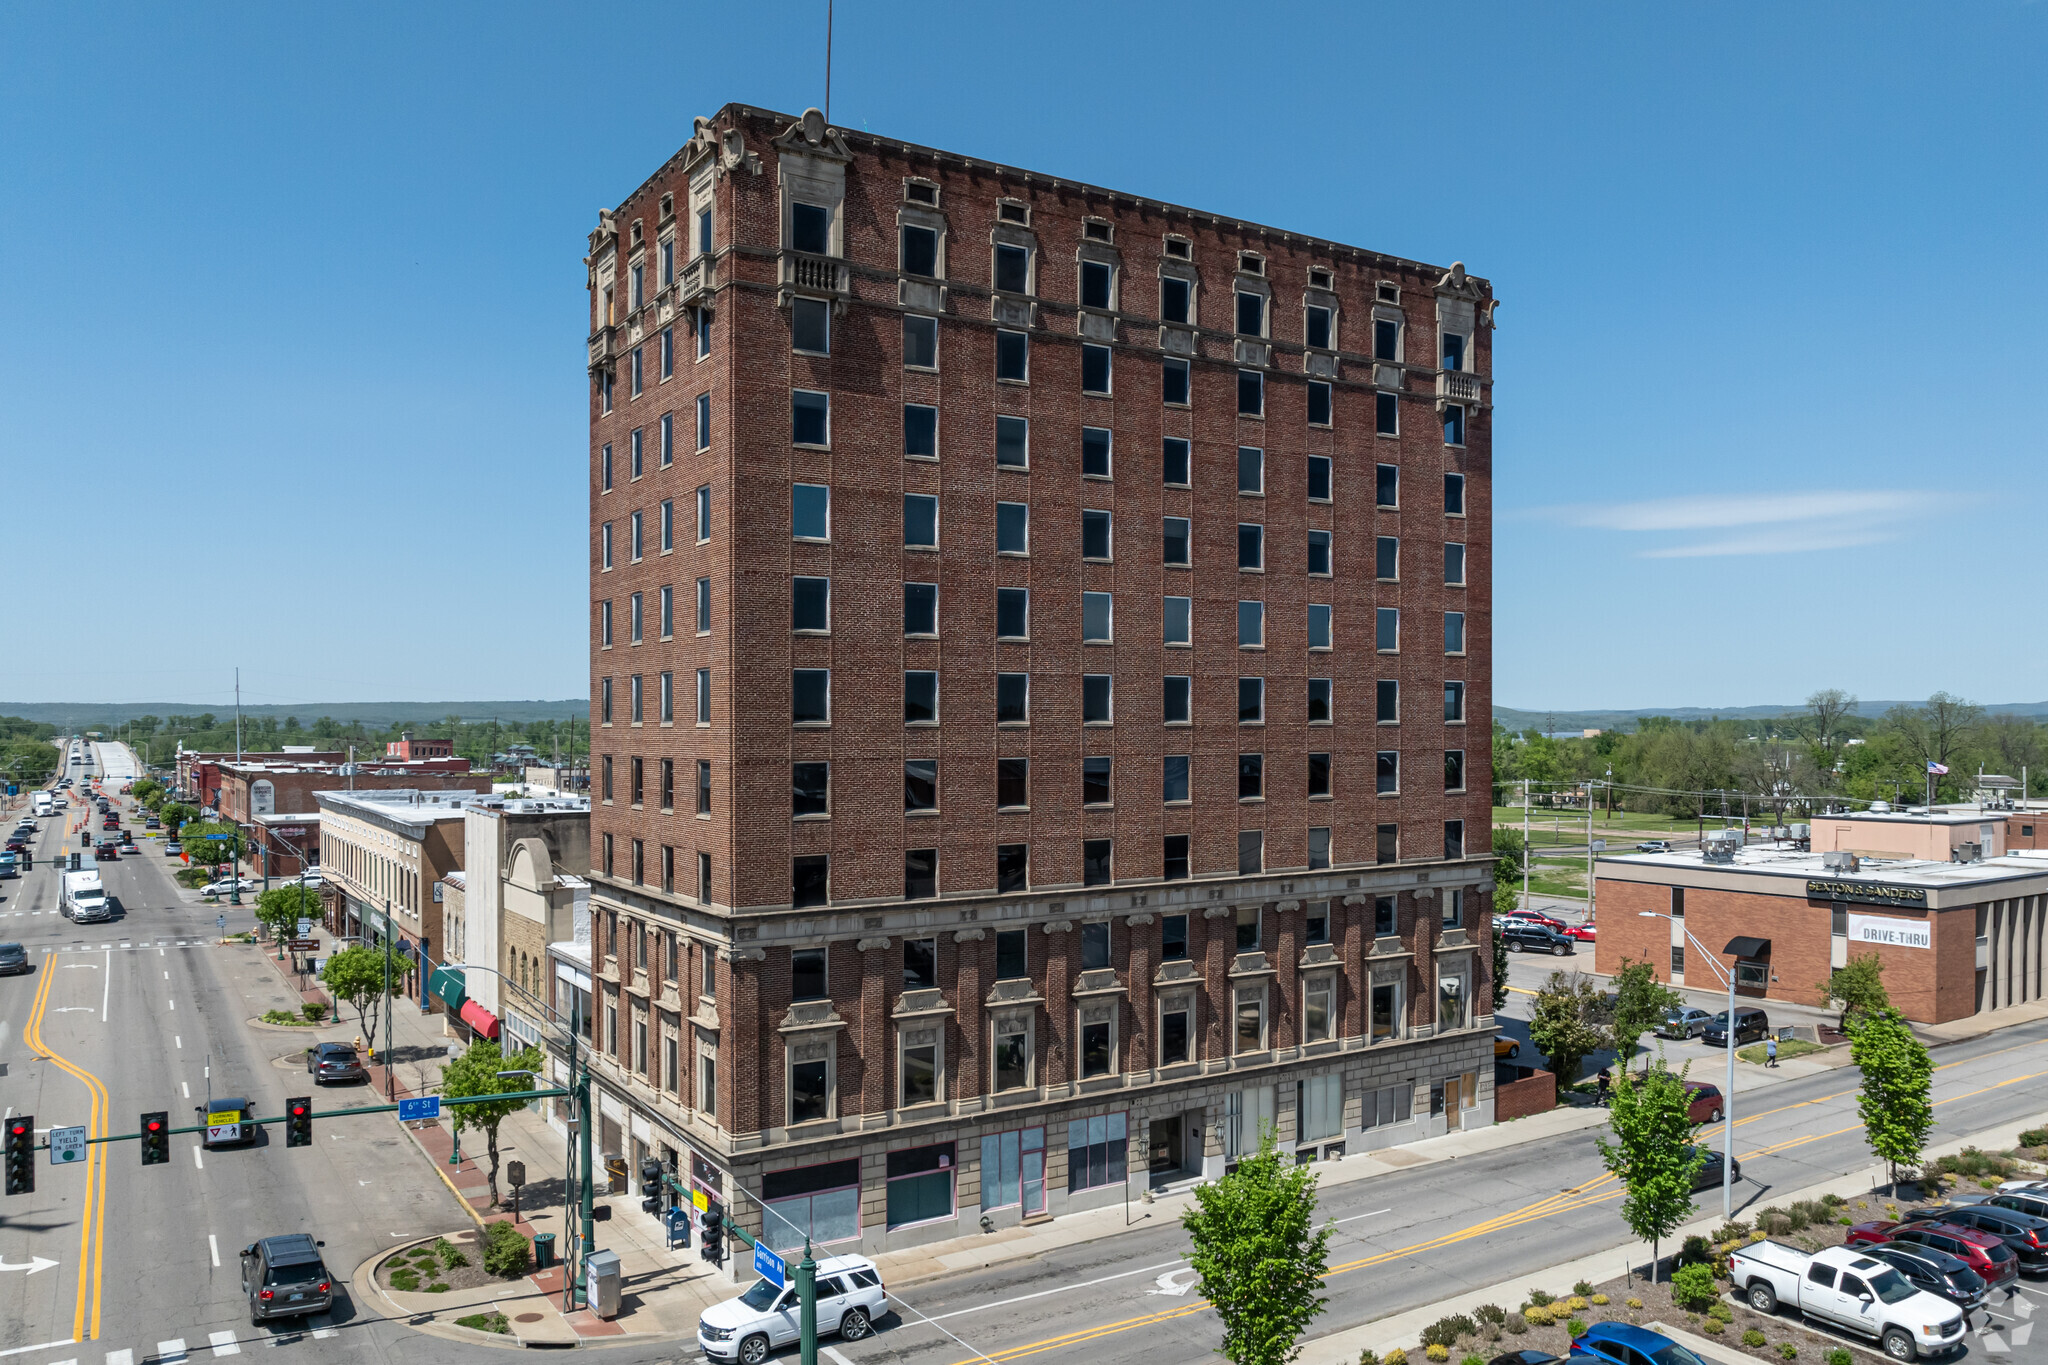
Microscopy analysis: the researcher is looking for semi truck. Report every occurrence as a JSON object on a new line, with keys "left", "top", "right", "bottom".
{"left": 61, "top": 869, "right": 110, "bottom": 923}
{"left": 33, "top": 792, "right": 55, "bottom": 817}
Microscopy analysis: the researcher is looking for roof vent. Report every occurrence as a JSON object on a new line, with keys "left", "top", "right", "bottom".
{"left": 1869, "top": 800, "right": 1892, "bottom": 814}
{"left": 1953, "top": 842, "right": 1983, "bottom": 865}
{"left": 1822, "top": 850, "right": 1858, "bottom": 873}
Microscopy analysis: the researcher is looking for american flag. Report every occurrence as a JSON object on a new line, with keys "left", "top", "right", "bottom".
{"left": 1927, "top": 761, "right": 1949, "bottom": 775}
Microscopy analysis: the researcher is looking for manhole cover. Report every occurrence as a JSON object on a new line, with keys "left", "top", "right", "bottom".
{"left": 514, "top": 1313, "right": 543, "bottom": 1323}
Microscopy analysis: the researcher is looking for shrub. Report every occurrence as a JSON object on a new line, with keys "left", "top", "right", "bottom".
{"left": 1522, "top": 1307, "right": 1551, "bottom": 1326}
{"left": 300, "top": 1002, "right": 328, "bottom": 1022}
{"left": 1778, "top": 1344, "right": 1798, "bottom": 1360}
{"left": 1527, "top": 1288, "right": 1555, "bottom": 1307}
{"left": 1671, "top": 1263, "right": 1720, "bottom": 1312}
{"left": 1384, "top": 1350, "right": 1408, "bottom": 1365}
{"left": 1826, "top": 1351, "right": 1852, "bottom": 1365}
{"left": 1626, "top": 1298, "right": 1643, "bottom": 1310}
{"left": 481, "top": 1219, "right": 530, "bottom": 1277}
{"left": 456, "top": 1311, "right": 510, "bottom": 1334}
{"left": 1475, "top": 1305, "right": 1508, "bottom": 1327}
{"left": 1701, "top": 1320, "right": 1725, "bottom": 1336}
{"left": 1677, "top": 1235, "right": 1714, "bottom": 1268}
{"left": 425, "top": 1282, "right": 450, "bottom": 1293}
{"left": 2020, "top": 1128, "right": 2048, "bottom": 1148}
{"left": 1425, "top": 1347, "right": 1450, "bottom": 1363}
{"left": 1421, "top": 1315, "right": 1475, "bottom": 1349}
{"left": 1358, "top": 1352, "right": 1379, "bottom": 1365}
{"left": 435, "top": 1237, "right": 469, "bottom": 1269}
{"left": 1708, "top": 1301, "right": 1734, "bottom": 1324}
{"left": 1462, "top": 1356, "right": 1487, "bottom": 1365}
{"left": 1567, "top": 1320, "right": 1587, "bottom": 1338}
{"left": 1504, "top": 1317, "right": 1527, "bottom": 1336}
{"left": 1820, "top": 1192, "right": 1846, "bottom": 1208}
{"left": 1565, "top": 1297, "right": 1589, "bottom": 1312}
{"left": 1716, "top": 1220, "right": 1754, "bottom": 1242}
{"left": 1573, "top": 1279, "right": 1593, "bottom": 1296}
{"left": 388, "top": 1267, "right": 419, "bottom": 1292}
{"left": 1590, "top": 1294, "right": 1610, "bottom": 1306}
{"left": 1743, "top": 1331, "right": 1768, "bottom": 1348}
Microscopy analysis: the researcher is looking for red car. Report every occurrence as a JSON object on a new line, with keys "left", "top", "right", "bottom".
{"left": 94, "top": 840, "right": 118, "bottom": 859}
{"left": 1565, "top": 921, "right": 1597, "bottom": 942}
{"left": 1501, "top": 909, "right": 1567, "bottom": 932}
{"left": 1682, "top": 1080, "right": 1725, "bottom": 1125}
{"left": 1847, "top": 1219, "right": 2018, "bottom": 1286}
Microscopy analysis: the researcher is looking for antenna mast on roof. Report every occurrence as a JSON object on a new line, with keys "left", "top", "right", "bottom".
{"left": 234, "top": 668, "right": 243, "bottom": 763}
{"left": 824, "top": 0, "right": 834, "bottom": 124}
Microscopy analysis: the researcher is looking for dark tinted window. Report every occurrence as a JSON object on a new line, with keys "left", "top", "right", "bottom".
{"left": 791, "top": 203, "right": 831, "bottom": 255}
{"left": 264, "top": 1260, "right": 326, "bottom": 1287}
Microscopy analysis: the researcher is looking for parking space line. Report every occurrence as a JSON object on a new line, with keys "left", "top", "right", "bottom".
{"left": 205, "top": 1333, "right": 236, "bottom": 1358}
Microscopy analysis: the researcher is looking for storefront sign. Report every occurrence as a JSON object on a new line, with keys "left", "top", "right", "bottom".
{"left": 1805, "top": 879, "right": 1929, "bottom": 908}
{"left": 1848, "top": 913, "right": 1933, "bottom": 950}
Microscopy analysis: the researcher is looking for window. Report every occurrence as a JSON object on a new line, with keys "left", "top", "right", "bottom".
{"left": 630, "top": 428, "right": 644, "bottom": 479}
{"left": 1309, "top": 751, "right": 1332, "bottom": 799}
{"left": 996, "top": 587, "right": 1029, "bottom": 640}
{"left": 697, "top": 759, "right": 712, "bottom": 815}
{"left": 1237, "top": 369, "right": 1263, "bottom": 417}
{"left": 1375, "top": 464, "right": 1399, "bottom": 510}
{"left": 1373, "top": 679, "right": 1399, "bottom": 724}
{"left": 904, "top": 581, "right": 938, "bottom": 635}
{"left": 1163, "top": 675, "right": 1196, "bottom": 724}
{"left": 1162, "top": 356, "right": 1190, "bottom": 405}
{"left": 1234, "top": 987, "right": 1266, "bottom": 1053}
{"left": 792, "top": 297, "right": 830, "bottom": 354}
{"left": 1373, "top": 316, "right": 1400, "bottom": 361}
{"left": 1305, "top": 302, "right": 1333, "bottom": 349}
{"left": 994, "top": 243, "right": 1030, "bottom": 294}
{"left": 996, "top": 414, "right": 1029, "bottom": 468}
{"left": 695, "top": 305, "right": 712, "bottom": 359}
{"left": 1070, "top": 427, "right": 1111, "bottom": 481}
{"left": 1235, "top": 290, "right": 1264, "bottom": 336}
{"left": 630, "top": 754, "right": 645, "bottom": 801}
{"left": 1079, "top": 260, "right": 1113, "bottom": 310}
{"left": 1307, "top": 381, "right": 1332, "bottom": 427}
{"left": 600, "top": 442, "right": 612, "bottom": 492}
{"left": 699, "top": 851, "right": 713, "bottom": 903}
{"left": 886, "top": 1143, "right": 954, "bottom": 1227}
{"left": 660, "top": 235, "right": 675, "bottom": 286}
{"left": 904, "top": 848, "right": 937, "bottom": 900}
{"left": 980, "top": 1128, "right": 1046, "bottom": 1215}
{"left": 904, "top": 671, "right": 939, "bottom": 724}
{"left": 793, "top": 483, "right": 829, "bottom": 540}
{"left": 789, "top": 201, "right": 830, "bottom": 255}
{"left": 997, "top": 843, "right": 1029, "bottom": 892}
{"left": 997, "top": 673, "right": 1029, "bottom": 724}
{"left": 1082, "top": 756, "right": 1112, "bottom": 807}
{"left": 904, "top": 403, "right": 938, "bottom": 458}
{"left": 1377, "top": 607, "right": 1400, "bottom": 653}
{"left": 1238, "top": 678, "right": 1265, "bottom": 725}
{"left": 696, "top": 484, "right": 712, "bottom": 540}
{"left": 1438, "top": 970, "right": 1468, "bottom": 1031}
{"left": 600, "top": 521, "right": 613, "bottom": 570}
{"left": 659, "top": 498, "right": 674, "bottom": 552}
{"left": 1082, "top": 510, "right": 1113, "bottom": 560}
{"left": 1080, "top": 1013, "right": 1114, "bottom": 1079}
{"left": 1443, "top": 404, "right": 1466, "bottom": 446}
{"left": 1445, "top": 681, "right": 1465, "bottom": 723}
{"left": 1308, "top": 455, "right": 1332, "bottom": 502}
{"left": 1163, "top": 753, "right": 1191, "bottom": 802}
{"left": 1237, "top": 446, "right": 1264, "bottom": 494}
{"left": 1445, "top": 611, "right": 1466, "bottom": 654}
{"left": 792, "top": 389, "right": 830, "bottom": 446}
{"left": 1445, "top": 472, "right": 1466, "bottom": 515}
{"left": 762, "top": 1159, "right": 860, "bottom": 1252}
{"left": 900, "top": 224, "right": 938, "bottom": 277}
{"left": 793, "top": 855, "right": 829, "bottom": 909}
{"left": 789, "top": 1051, "right": 830, "bottom": 1125}
{"left": 696, "top": 392, "right": 712, "bottom": 451}
{"left": 1299, "top": 1070, "right": 1341, "bottom": 1138}
{"left": 903, "top": 314, "right": 937, "bottom": 368}
{"left": 1309, "top": 680, "right": 1332, "bottom": 725}
{"left": 1376, "top": 536, "right": 1399, "bottom": 581}
{"left": 904, "top": 493, "right": 938, "bottom": 547}
{"left": 660, "top": 585, "right": 675, "bottom": 638}
{"left": 1445, "top": 542, "right": 1466, "bottom": 586}
{"left": 993, "top": 1013, "right": 1031, "bottom": 1092}
{"left": 1377, "top": 823, "right": 1398, "bottom": 863}
{"left": 1066, "top": 1114, "right": 1126, "bottom": 1192}
{"left": 1083, "top": 838, "right": 1112, "bottom": 886}
{"left": 1307, "top": 826, "right": 1331, "bottom": 870}
{"left": 696, "top": 207, "right": 713, "bottom": 254}
{"left": 1163, "top": 597, "right": 1192, "bottom": 647}
{"left": 1080, "top": 920, "right": 1112, "bottom": 972}
{"left": 1238, "top": 600, "right": 1265, "bottom": 648}
{"left": 906, "top": 766, "right": 940, "bottom": 815}
{"left": 1081, "top": 591, "right": 1114, "bottom": 644}
{"left": 996, "top": 929, "right": 1028, "bottom": 981}
{"left": 629, "top": 592, "right": 644, "bottom": 644}
{"left": 1444, "top": 821, "right": 1465, "bottom": 861}
{"left": 1081, "top": 344, "right": 1111, "bottom": 395}
{"left": 1308, "top": 531, "right": 1332, "bottom": 577}
{"left": 1445, "top": 750, "right": 1466, "bottom": 792}
{"left": 1671, "top": 943, "right": 1685, "bottom": 976}
{"left": 598, "top": 366, "right": 612, "bottom": 414}
{"left": 630, "top": 346, "right": 643, "bottom": 397}
{"left": 1163, "top": 436, "right": 1191, "bottom": 484}
{"left": 1377, "top": 751, "right": 1400, "bottom": 795}
{"left": 1307, "top": 900, "right": 1330, "bottom": 945}
{"left": 1083, "top": 674, "right": 1113, "bottom": 724}
{"left": 1152, "top": 833, "right": 1186, "bottom": 884}
{"left": 995, "top": 329, "right": 1028, "bottom": 382}
{"left": 660, "top": 671, "right": 674, "bottom": 723}
{"left": 993, "top": 756, "right": 1032, "bottom": 810}
{"left": 1233, "top": 830, "right": 1263, "bottom": 878}
{"left": 1375, "top": 894, "right": 1397, "bottom": 936}
{"left": 1162, "top": 517, "right": 1190, "bottom": 568}
{"left": 1238, "top": 752, "right": 1264, "bottom": 801}
{"left": 792, "top": 947, "right": 828, "bottom": 1001}
{"left": 793, "top": 762, "right": 829, "bottom": 817}
{"left": 793, "top": 669, "right": 830, "bottom": 724}
{"left": 696, "top": 668, "right": 711, "bottom": 724}
{"left": 792, "top": 576, "right": 829, "bottom": 632}
{"left": 1161, "top": 275, "right": 1191, "bottom": 323}
{"left": 1371, "top": 982, "right": 1400, "bottom": 1043}
{"left": 1238, "top": 524, "right": 1264, "bottom": 571}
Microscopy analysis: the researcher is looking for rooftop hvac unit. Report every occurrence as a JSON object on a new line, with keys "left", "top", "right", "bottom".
{"left": 1789, "top": 823, "right": 1811, "bottom": 840}
{"left": 1822, "top": 850, "right": 1857, "bottom": 873}
{"left": 1953, "top": 842, "right": 1983, "bottom": 864}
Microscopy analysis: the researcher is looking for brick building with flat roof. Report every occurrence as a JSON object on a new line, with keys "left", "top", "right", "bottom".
{"left": 579, "top": 104, "right": 1496, "bottom": 1260}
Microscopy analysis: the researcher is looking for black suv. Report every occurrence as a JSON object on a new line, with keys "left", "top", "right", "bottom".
{"left": 1500, "top": 922, "right": 1575, "bottom": 956}
{"left": 1906, "top": 1203, "right": 2048, "bottom": 1271}
{"left": 0, "top": 943, "right": 30, "bottom": 976}
{"left": 239, "top": 1234, "right": 333, "bottom": 1323}
{"left": 1701, "top": 1007, "right": 1770, "bottom": 1048}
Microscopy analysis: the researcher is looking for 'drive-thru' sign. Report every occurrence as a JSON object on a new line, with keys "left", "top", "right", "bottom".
{"left": 1847, "top": 913, "right": 1933, "bottom": 950}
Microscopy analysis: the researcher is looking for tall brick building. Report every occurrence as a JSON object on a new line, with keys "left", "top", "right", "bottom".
{"left": 579, "top": 104, "right": 1497, "bottom": 1258}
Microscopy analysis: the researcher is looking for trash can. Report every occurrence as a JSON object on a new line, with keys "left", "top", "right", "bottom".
{"left": 532, "top": 1232, "right": 555, "bottom": 1269}
{"left": 585, "top": 1248, "right": 622, "bottom": 1320}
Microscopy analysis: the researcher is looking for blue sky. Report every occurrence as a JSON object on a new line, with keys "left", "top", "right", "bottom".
{"left": 2, "top": 2, "right": 2042, "bottom": 714}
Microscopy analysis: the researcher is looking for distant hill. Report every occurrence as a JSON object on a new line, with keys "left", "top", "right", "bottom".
{"left": 1495, "top": 700, "right": 2048, "bottom": 734}
{"left": 0, "top": 700, "right": 588, "bottom": 730}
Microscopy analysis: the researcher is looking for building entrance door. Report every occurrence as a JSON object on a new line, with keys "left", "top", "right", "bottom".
{"left": 1443, "top": 1074, "right": 1465, "bottom": 1131}
{"left": 1149, "top": 1115, "right": 1182, "bottom": 1173}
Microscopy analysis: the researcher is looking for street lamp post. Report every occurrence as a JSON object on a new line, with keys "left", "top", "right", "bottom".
{"left": 1639, "top": 911, "right": 1739, "bottom": 1221}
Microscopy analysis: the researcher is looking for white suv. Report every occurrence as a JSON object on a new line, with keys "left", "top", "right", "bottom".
{"left": 697, "top": 1253, "right": 886, "bottom": 1365}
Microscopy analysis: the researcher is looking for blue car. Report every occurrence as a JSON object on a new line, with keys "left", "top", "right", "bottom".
{"left": 1572, "top": 1323, "right": 1709, "bottom": 1365}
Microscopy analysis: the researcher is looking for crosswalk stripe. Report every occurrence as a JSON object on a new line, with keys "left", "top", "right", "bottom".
{"left": 206, "top": 1333, "right": 237, "bottom": 1357}
{"left": 157, "top": 1340, "right": 187, "bottom": 1364}
{"left": 308, "top": 1332, "right": 334, "bottom": 1342}
{"left": 48, "top": 1357, "right": 77, "bottom": 1365}
{"left": 106, "top": 1350, "right": 133, "bottom": 1365}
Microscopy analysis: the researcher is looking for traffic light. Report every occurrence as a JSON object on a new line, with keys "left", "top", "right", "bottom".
{"left": 140, "top": 1111, "right": 169, "bottom": 1165}
{"left": 284, "top": 1097, "right": 312, "bottom": 1148}
{"left": 5, "top": 1115, "right": 33, "bottom": 1195}
{"left": 699, "top": 1207, "right": 724, "bottom": 1264}
{"left": 639, "top": 1157, "right": 664, "bottom": 1214}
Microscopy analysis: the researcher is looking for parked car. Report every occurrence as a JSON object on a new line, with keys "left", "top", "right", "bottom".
{"left": 1849, "top": 1220, "right": 2018, "bottom": 1287}
{"left": 697, "top": 1252, "right": 887, "bottom": 1364}
{"left": 1570, "top": 1323, "right": 1709, "bottom": 1365}
{"left": 1565, "top": 921, "right": 1597, "bottom": 942}
{"left": 1987, "top": 1189, "right": 2048, "bottom": 1222}
{"left": 296, "top": 869, "right": 324, "bottom": 887}
{"left": 1501, "top": 923, "right": 1576, "bottom": 956}
{"left": 306, "top": 1042, "right": 367, "bottom": 1085}
{"left": 0, "top": 943, "right": 31, "bottom": 976}
{"left": 1901, "top": 1203, "right": 2048, "bottom": 1272}
{"left": 1682, "top": 1081, "right": 1726, "bottom": 1125}
{"left": 1858, "top": 1244, "right": 1988, "bottom": 1311}
{"left": 238, "top": 1234, "right": 332, "bottom": 1325}
{"left": 202, "top": 877, "right": 257, "bottom": 896}
{"left": 1659, "top": 1007, "right": 1714, "bottom": 1039}
{"left": 1501, "top": 909, "right": 1567, "bottom": 932}
{"left": 1637, "top": 840, "right": 1673, "bottom": 853}
{"left": 1702, "top": 1007, "right": 1771, "bottom": 1047}
{"left": 164, "top": 840, "right": 183, "bottom": 856}
{"left": 1686, "top": 1147, "right": 1740, "bottom": 1192}
{"left": 1727, "top": 1241, "right": 1967, "bottom": 1360}
{"left": 1495, "top": 1037, "right": 1522, "bottom": 1059}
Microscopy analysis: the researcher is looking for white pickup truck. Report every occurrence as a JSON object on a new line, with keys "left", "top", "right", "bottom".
{"left": 1729, "top": 1241, "right": 1967, "bottom": 1361}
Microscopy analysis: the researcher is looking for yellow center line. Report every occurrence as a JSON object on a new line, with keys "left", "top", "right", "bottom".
{"left": 26, "top": 949, "right": 109, "bottom": 1341}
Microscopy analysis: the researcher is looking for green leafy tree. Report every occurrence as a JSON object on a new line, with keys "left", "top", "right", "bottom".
{"left": 1818, "top": 953, "right": 1890, "bottom": 1033}
{"left": 1595, "top": 1061, "right": 1704, "bottom": 1282}
{"left": 1181, "top": 1130, "right": 1334, "bottom": 1365}
{"left": 1608, "top": 959, "right": 1681, "bottom": 1071}
{"left": 1491, "top": 925, "right": 1512, "bottom": 1013}
{"left": 441, "top": 1038, "right": 545, "bottom": 1205}
{"left": 1528, "top": 971, "right": 1608, "bottom": 1098}
{"left": 179, "top": 821, "right": 241, "bottom": 874}
{"left": 320, "top": 945, "right": 394, "bottom": 1053}
{"left": 129, "top": 778, "right": 161, "bottom": 803}
{"left": 1850, "top": 1009, "right": 1933, "bottom": 1186}
{"left": 160, "top": 802, "right": 197, "bottom": 834}
{"left": 253, "top": 884, "right": 322, "bottom": 947}
{"left": 1493, "top": 826, "right": 1528, "bottom": 911}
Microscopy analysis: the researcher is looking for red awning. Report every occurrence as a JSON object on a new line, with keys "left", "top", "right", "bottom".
{"left": 459, "top": 999, "right": 501, "bottom": 1040}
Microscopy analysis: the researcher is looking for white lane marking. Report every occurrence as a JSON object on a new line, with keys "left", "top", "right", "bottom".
{"left": 209, "top": 1233, "right": 220, "bottom": 1267}
{"left": 102, "top": 948, "right": 110, "bottom": 1021}
{"left": 1333, "top": 1207, "right": 1392, "bottom": 1226}
{"left": 106, "top": 1350, "right": 133, "bottom": 1365}
{"left": 192, "top": 1146, "right": 204, "bottom": 1170}
{"left": 175, "top": 1035, "right": 181, "bottom": 1048}
{"left": 156, "top": 1342, "right": 187, "bottom": 1365}
{"left": 167, "top": 998, "right": 174, "bottom": 1010}
{"left": 310, "top": 1332, "right": 335, "bottom": 1342}
{"left": 1148, "top": 1267, "right": 1199, "bottom": 1296}
{"left": 824, "top": 1349, "right": 856, "bottom": 1365}
{"left": 919, "top": 1255, "right": 1196, "bottom": 1323}
{"left": 182, "top": 1081, "right": 190, "bottom": 1099}
{"left": 164, "top": 971, "right": 169, "bottom": 980}
{"left": 2014, "top": 1323, "right": 2034, "bottom": 1347}
{"left": 45, "top": 1358, "right": 75, "bottom": 1365}
{"left": 207, "top": 1332, "right": 238, "bottom": 1357}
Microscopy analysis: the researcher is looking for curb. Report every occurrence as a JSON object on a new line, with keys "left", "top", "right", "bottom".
{"left": 351, "top": 1234, "right": 530, "bottom": 1351}
{"left": 401, "top": 1118, "right": 491, "bottom": 1235}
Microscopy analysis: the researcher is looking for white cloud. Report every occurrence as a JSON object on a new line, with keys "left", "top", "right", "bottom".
{"left": 1534, "top": 488, "right": 1972, "bottom": 558}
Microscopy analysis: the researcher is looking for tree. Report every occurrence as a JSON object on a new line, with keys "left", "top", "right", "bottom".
{"left": 1851, "top": 1008, "right": 1933, "bottom": 1187}
{"left": 441, "top": 1038, "right": 545, "bottom": 1206}
{"left": 1804, "top": 689, "right": 1858, "bottom": 750}
{"left": 1978, "top": 713, "right": 2045, "bottom": 783}
{"left": 1181, "top": 1129, "right": 1333, "bottom": 1365}
{"left": 179, "top": 821, "right": 241, "bottom": 873}
{"left": 320, "top": 945, "right": 394, "bottom": 1053}
{"left": 253, "top": 884, "right": 322, "bottom": 947}
{"left": 1527, "top": 971, "right": 1609, "bottom": 1099}
{"left": 1595, "top": 1061, "right": 1704, "bottom": 1282}
{"left": 160, "top": 802, "right": 197, "bottom": 834}
{"left": 1491, "top": 925, "right": 1512, "bottom": 1013}
{"left": 1608, "top": 959, "right": 1680, "bottom": 1071}
{"left": 1818, "top": 953, "right": 1890, "bottom": 1032}
{"left": 1884, "top": 693, "right": 1984, "bottom": 802}
{"left": 1493, "top": 826, "right": 1528, "bottom": 910}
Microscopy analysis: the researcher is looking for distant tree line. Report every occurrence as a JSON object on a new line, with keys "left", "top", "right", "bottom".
{"left": 72, "top": 712, "right": 588, "bottom": 771}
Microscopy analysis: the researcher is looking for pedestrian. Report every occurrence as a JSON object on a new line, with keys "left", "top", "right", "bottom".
{"left": 1596, "top": 1067, "right": 1612, "bottom": 1105}
{"left": 1766, "top": 1035, "right": 1778, "bottom": 1068}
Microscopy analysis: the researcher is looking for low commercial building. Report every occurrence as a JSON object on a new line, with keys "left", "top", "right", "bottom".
{"left": 385, "top": 733, "right": 455, "bottom": 760}
{"left": 250, "top": 813, "right": 321, "bottom": 878}
{"left": 443, "top": 796, "right": 591, "bottom": 1046}
{"left": 216, "top": 759, "right": 487, "bottom": 825}
{"left": 1595, "top": 842, "right": 2048, "bottom": 1024}
{"left": 1809, "top": 808, "right": 2009, "bottom": 862}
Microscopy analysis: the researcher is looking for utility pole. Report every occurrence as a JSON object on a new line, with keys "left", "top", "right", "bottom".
{"left": 1586, "top": 785, "right": 1595, "bottom": 920}
{"left": 383, "top": 899, "right": 396, "bottom": 1100}
{"left": 1521, "top": 779, "right": 1531, "bottom": 911}
{"left": 235, "top": 668, "right": 243, "bottom": 763}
